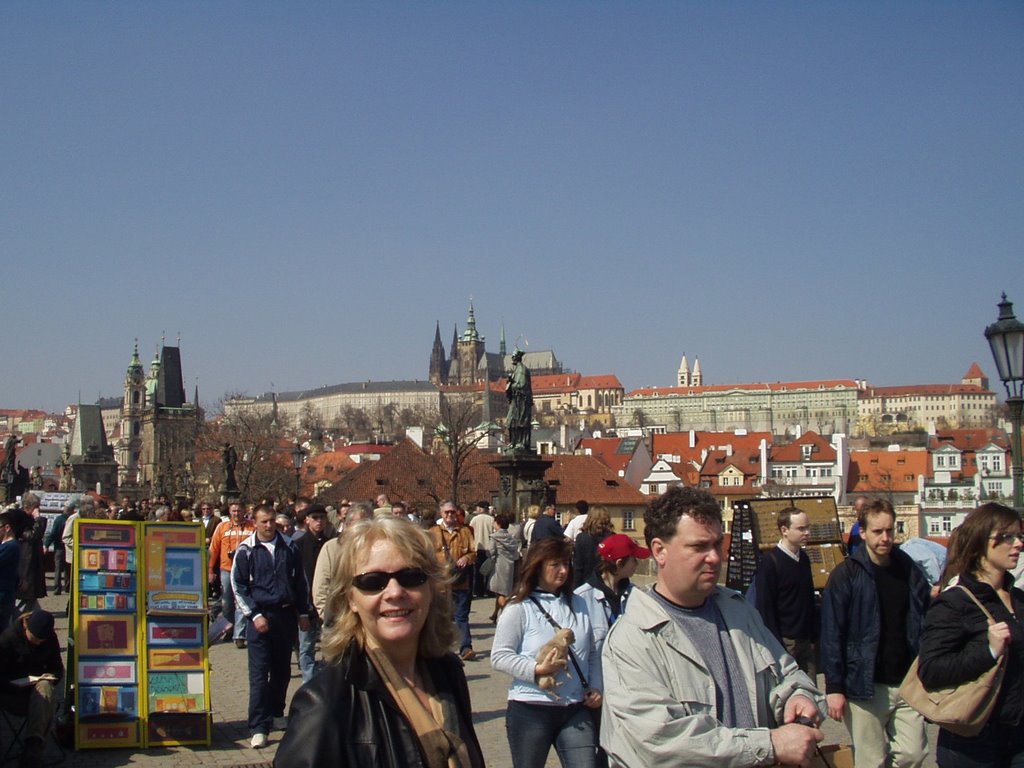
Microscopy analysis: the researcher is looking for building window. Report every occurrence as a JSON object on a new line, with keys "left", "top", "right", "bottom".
{"left": 897, "top": 521, "right": 905, "bottom": 535}
{"left": 942, "top": 516, "right": 952, "bottom": 533}
{"left": 623, "top": 510, "right": 635, "bottom": 531}
{"left": 936, "top": 456, "right": 945, "bottom": 468}
{"left": 929, "top": 520, "right": 940, "bottom": 535}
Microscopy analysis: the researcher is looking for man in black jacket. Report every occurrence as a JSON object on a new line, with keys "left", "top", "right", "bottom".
{"left": 231, "top": 505, "right": 312, "bottom": 749}
{"left": 0, "top": 609, "right": 64, "bottom": 768}
{"left": 293, "top": 503, "right": 332, "bottom": 683}
{"left": 821, "top": 499, "right": 930, "bottom": 768}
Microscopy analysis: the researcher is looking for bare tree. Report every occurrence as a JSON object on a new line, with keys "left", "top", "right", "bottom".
{"left": 434, "top": 392, "right": 491, "bottom": 506}
{"left": 195, "top": 397, "right": 295, "bottom": 502}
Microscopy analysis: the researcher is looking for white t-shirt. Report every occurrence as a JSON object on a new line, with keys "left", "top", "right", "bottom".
{"left": 563, "top": 513, "right": 588, "bottom": 542}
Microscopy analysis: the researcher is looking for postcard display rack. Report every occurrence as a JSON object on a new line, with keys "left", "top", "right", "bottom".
{"left": 71, "top": 519, "right": 212, "bottom": 749}
{"left": 726, "top": 496, "right": 846, "bottom": 593}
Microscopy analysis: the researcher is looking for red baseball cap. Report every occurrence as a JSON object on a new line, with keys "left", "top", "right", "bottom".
{"left": 598, "top": 534, "right": 651, "bottom": 563}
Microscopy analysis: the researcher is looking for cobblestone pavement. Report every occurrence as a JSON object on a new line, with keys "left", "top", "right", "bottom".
{"left": 16, "top": 592, "right": 937, "bottom": 768}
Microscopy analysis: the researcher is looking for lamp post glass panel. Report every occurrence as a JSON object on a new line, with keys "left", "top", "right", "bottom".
{"left": 291, "top": 442, "right": 306, "bottom": 499}
{"left": 985, "top": 293, "right": 1024, "bottom": 511}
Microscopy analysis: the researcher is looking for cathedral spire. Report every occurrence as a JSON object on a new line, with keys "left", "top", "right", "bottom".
{"left": 462, "top": 300, "right": 481, "bottom": 342}
{"left": 500, "top": 323, "right": 507, "bottom": 357}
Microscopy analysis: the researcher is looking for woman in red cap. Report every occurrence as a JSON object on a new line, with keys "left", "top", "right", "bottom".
{"left": 573, "top": 533, "right": 651, "bottom": 655}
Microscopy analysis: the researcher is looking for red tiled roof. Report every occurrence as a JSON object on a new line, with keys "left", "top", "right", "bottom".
{"left": 770, "top": 431, "right": 837, "bottom": 463}
{"left": 699, "top": 448, "right": 762, "bottom": 478}
{"left": 579, "top": 438, "right": 632, "bottom": 474}
{"left": 334, "top": 443, "right": 394, "bottom": 457}
{"left": 861, "top": 384, "right": 991, "bottom": 397}
{"left": 928, "top": 428, "right": 1008, "bottom": 453}
{"left": 628, "top": 380, "right": 858, "bottom": 397}
{"left": 964, "top": 362, "right": 985, "bottom": 379}
{"left": 544, "top": 455, "right": 647, "bottom": 506}
{"left": 847, "top": 450, "right": 928, "bottom": 493}
{"left": 578, "top": 375, "right": 624, "bottom": 390}
{"left": 653, "top": 431, "right": 771, "bottom": 468}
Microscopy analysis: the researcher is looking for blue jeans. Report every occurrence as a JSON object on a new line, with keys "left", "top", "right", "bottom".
{"left": 506, "top": 700, "right": 597, "bottom": 768}
{"left": 221, "top": 569, "right": 248, "bottom": 641}
{"left": 297, "top": 620, "right": 320, "bottom": 683}
{"left": 246, "top": 607, "right": 297, "bottom": 735}
{"left": 452, "top": 588, "right": 472, "bottom": 652}
{"left": 938, "top": 722, "right": 1024, "bottom": 768}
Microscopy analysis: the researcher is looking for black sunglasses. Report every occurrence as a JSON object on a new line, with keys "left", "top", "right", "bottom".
{"left": 352, "top": 568, "right": 429, "bottom": 593}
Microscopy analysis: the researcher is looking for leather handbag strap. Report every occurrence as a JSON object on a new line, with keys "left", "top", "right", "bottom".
{"left": 954, "top": 585, "right": 997, "bottom": 625}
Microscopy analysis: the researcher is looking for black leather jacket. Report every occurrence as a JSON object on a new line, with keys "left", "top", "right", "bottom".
{"left": 918, "top": 573, "right": 1024, "bottom": 727}
{"left": 273, "top": 642, "right": 484, "bottom": 768}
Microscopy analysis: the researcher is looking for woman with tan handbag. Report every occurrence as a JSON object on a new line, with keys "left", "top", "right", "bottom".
{"left": 917, "top": 503, "right": 1024, "bottom": 768}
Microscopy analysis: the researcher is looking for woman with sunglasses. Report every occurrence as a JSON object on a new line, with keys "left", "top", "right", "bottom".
{"left": 917, "top": 502, "right": 1024, "bottom": 768}
{"left": 491, "top": 536, "right": 602, "bottom": 768}
{"left": 275, "top": 517, "right": 484, "bottom": 768}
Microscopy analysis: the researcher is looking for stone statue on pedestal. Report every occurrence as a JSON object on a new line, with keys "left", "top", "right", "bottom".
{"left": 505, "top": 349, "right": 534, "bottom": 454}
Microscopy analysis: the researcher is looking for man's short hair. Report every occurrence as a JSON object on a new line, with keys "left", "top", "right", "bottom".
{"left": 644, "top": 486, "right": 721, "bottom": 548}
{"left": 857, "top": 498, "right": 895, "bottom": 528}
{"left": 575, "top": 500, "right": 589, "bottom": 515}
{"left": 777, "top": 506, "right": 802, "bottom": 531}
{"left": 21, "top": 492, "right": 40, "bottom": 511}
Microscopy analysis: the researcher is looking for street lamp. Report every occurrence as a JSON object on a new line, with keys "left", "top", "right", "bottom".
{"left": 985, "top": 293, "right": 1024, "bottom": 510}
{"left": 291, "top": 441, "right": 306, "bottom": 499}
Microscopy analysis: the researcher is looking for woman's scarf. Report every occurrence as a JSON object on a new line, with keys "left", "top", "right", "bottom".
{"left": 363, "top": 634, "right": 473, "bottom": 768}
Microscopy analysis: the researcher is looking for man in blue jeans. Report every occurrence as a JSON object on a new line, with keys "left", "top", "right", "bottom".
{"left": 429, "top": 502, "right": 476, "bottom": 660}
{"left": 231, "top": 505, "right": 312, "bottom": 749}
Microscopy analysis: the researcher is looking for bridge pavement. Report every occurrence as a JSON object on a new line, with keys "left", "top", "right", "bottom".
{"left": 15, "top": 592, "right": 936, "bottom": 768}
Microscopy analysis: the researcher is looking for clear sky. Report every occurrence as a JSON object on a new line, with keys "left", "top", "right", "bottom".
{"left": 3, "top": 3, "right": 1022, "bottom": 413}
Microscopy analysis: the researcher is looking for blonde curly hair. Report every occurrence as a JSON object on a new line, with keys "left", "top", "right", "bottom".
{"left": 320, "top": 517, "right": 456, "bottom": 661}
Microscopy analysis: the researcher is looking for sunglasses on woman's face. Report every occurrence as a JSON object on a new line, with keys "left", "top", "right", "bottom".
{"left": 352, "top": 568, "right": 429, "bottom": 593}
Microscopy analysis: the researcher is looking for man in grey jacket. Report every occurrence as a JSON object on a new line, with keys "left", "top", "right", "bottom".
{"left": 601, "top": 487, "right": 825, "bottom": 768}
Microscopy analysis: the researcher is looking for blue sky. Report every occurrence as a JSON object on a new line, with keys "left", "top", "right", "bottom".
{"left": 3, "top": 3, "right": 1022, "bottom": 412}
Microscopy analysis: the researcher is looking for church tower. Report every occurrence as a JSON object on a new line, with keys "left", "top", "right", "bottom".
{"left": 456, "top": 301, "right": 486, "bottom": 385}
{"left": 429, "top": 322, "right": 448, "bottom": 385}
{"left": 117, "top": 342, "right": 145, "bottom": 487}
{"left": 677, "top": 355, "right": 690, "bottom": 387}
{"left": 692, "top": 357, "right": 703, "bottom": 386}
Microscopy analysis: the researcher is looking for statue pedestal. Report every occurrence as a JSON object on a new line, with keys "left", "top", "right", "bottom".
{"left": 490, "top": 454, "right": 551, "bottom": 523}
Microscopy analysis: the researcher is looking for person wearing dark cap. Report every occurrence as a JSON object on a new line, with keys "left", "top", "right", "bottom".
{"left": 0, "top": 609, "right": 64, "bottom": 767}
{"left": 292, "top": 503, "right": 332, "bottom": 683}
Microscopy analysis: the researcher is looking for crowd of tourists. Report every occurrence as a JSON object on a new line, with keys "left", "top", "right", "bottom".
{"left": 2, "top": 486, "right": 1023, "bottom": 768}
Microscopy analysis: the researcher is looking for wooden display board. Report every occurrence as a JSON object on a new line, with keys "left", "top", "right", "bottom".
{"left": 726, "top": 496, "right": 846, "bottom": 592}
{"left": 71, "top": 519, "right": 212, "bottom": 750}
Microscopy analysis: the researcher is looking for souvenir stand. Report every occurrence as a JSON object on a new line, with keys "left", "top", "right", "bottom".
{"left": 70, "top": 519, "right": 212, "bottom": 749}
{"left": 726, "top": 495, "right": 846, "bottom": 592}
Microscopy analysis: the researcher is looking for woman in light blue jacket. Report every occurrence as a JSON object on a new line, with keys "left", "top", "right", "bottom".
{"left": 573, "top": 533, "right": 650, "bottom": 655}
{"left": 491, "top": 537, "right": 602, "bottom": 768}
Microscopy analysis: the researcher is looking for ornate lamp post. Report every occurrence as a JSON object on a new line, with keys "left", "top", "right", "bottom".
{"left": 291, "top": 441, "right": 306, "bottom": 499}
{"left": 985, "top": 293, "right": 1024, "bottom": 510}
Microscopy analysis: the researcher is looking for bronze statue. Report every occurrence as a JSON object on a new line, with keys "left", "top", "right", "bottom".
{"left": 505, "top": 349, "right": 534, "bottom": 454}
{"left": 222, "top": 442, "right": 239, "bottom": 493}
{"left": 2, "top": 434, "right": 19, "bottom": 482}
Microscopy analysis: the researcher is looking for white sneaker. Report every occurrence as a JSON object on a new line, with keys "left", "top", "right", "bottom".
{"left": 273, "top": 716, "right": 288, "bottom": 731}
{"left": 251, "top": 733, "right": 268, "bottom": 749}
